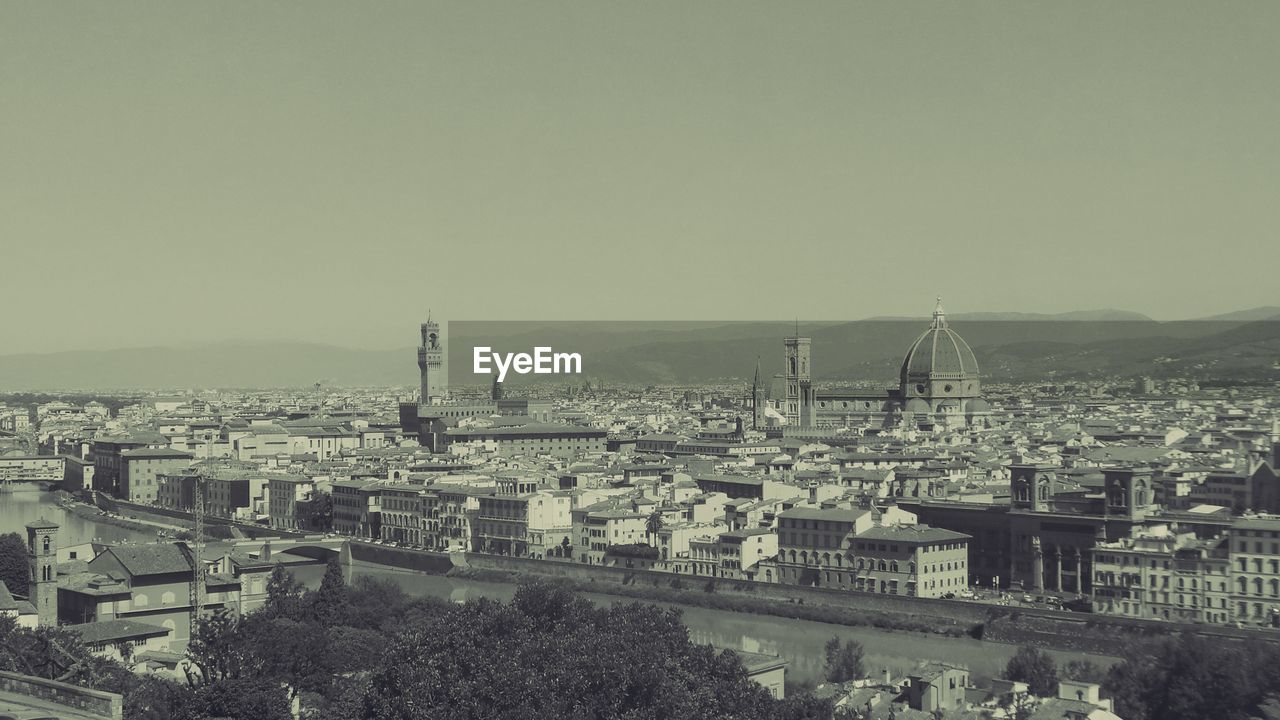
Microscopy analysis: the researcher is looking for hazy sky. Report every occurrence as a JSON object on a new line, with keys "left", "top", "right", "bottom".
{"left": 3, "top": 1, "right": 1278, "bottom": 353}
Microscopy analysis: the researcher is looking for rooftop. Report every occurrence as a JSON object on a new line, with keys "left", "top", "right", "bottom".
{"left": 857, "top": 524, "right": 971, "bottom": 544}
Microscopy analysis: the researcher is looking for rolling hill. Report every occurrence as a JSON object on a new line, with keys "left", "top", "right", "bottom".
{"left": 0, "top": 311, "right": 1276, "bottom": 389}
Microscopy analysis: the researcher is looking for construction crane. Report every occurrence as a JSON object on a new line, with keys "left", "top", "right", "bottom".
{"left": 188, "top": 432, "right": 211, "bottom": 637}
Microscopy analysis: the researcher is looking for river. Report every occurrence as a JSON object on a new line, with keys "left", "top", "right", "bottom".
{"left": 1, "top": 491, "right": 1119, "bottom": 683}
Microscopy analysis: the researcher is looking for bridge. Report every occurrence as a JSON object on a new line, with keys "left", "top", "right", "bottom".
{"left": 225, "top": 535, "right": 351, "bottom": 565}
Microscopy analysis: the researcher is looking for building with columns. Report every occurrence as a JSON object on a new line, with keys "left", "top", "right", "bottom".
{"left": 900, "top": 464, "right": 1197, "bottom": 595}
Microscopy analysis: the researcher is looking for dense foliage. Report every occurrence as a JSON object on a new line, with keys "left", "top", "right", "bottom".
{"left": 0, "top": 531, "right": 28, "bottom": 597}
{"left": 822, "top": 636, "right": 865, "bottom": 683}
{"left": 1004, "top": 645, "right": 1059, "bottom": 697}
{"left": 2, "top": 558, "right": 833, "bottom": 720}
{"left": 1103, "top": 634, "right": 1280, "bottom": 720}
{"left": 364, "top": 582, "right": 814, "bottom": 720}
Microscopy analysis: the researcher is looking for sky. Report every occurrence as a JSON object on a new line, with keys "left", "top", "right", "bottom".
{"left": 2, "top": 1, "right": 1278, "bottom": 353}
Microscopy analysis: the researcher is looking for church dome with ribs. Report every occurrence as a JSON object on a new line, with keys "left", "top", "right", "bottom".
{"left": 900, "top": 299, "right": 980, "bottom": 383}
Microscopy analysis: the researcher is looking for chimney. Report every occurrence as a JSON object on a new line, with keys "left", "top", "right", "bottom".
{"left": 808, "top": 480, "right": 819, "bottom": 504}
{"left": 261, "top": 539, "right": 272, "bottom": 562}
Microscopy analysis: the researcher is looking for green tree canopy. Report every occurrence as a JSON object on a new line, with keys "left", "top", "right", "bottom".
{"left": 361, "top": 581, "right": 822, "bottom": 720}
{"left": 823, "top": 636, "right": 866, "bottom": 683}
{"left": 0, "top": 532, "right": 28, "bottom": 598}
{"left": 1005, "top": 645, "right": 1059, "bottom": 697}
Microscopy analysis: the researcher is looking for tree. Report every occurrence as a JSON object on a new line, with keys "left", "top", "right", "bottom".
{"left": 0, "top": 532, "right": 28, "bottom": 598}
{"left": 309, "top": 555, "right": 348, "bottom": 624}
{"left": 998, "top": 690, "right": 1037, "bottom": 720}
{"left": 262, "top": 564, "right": 305, "bottom": 620}
{"left": 823, "top": 636, "right": 866, "bottom": 683}
{"left": 1005, "top": 645, "right": 1059, "bottom": 697}
{"left": 645, "top": 510, "right": 665, "bottom": 544}
{"left": 361, "top": 581, "right": 797, "bottom": 720}
{"left": 121, "top": 675, "right": 198, "bottom": 720}
{"left": 1062, "top": 658, "right": 1106, "bottom": 684}
{"left": 0, "top": 614, "right": 123, "bottom": 687}
{"left": 299, "top": 493, "right": 334, "bottom": 532}
{"left": 185, "top": 610, "right": 259, "bottom": 686}
{"left": 244, "top": 616, "right": 334, "bottom": 702}
{"left": 193, "top": 676, "right": 293, "bottom": 720}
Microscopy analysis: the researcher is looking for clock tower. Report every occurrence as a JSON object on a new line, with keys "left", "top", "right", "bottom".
{"left": 417, "top": 314, "right": 446, "bottom": 405}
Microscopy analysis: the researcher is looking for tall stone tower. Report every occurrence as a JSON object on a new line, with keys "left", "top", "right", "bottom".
{"left": 1272, "top": 417, "right": 1279, "bottom": 469}
{"left": 417, "top": 315, "right": 445, "bottom": 405}
{"left": 783, "top": 333, "right": 814, "bottom": 428}
{"left": 26, "top": 518, "right": 59, "bottom": 627}
{"left": 750, "top": 357, "right": 764, "bottom": 430}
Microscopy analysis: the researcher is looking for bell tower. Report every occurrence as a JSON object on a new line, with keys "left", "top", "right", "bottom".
{"left": 26, "top": 518, "right": 59, "bottom": 627}
{"left": 1010, "top": 464, "right": 1057, "bottom": 512}
{"left": 783, "top": 331, "right": 814, "bottom": 428}
{"left": 417, "top": 314, "right": 445, "bottom": 406}
{"left": 1104, "top": 467, "right": 1155, "bottom": 520}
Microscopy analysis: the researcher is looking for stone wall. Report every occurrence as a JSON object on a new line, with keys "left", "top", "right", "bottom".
{"left": 107, "top": 498, "right": 304, "bottom": 539}
{"left": 0, "top": 670, "right": 122, "bottom": 720}
{"left": 350, "top": 542, "right": 456, "bottom": 574}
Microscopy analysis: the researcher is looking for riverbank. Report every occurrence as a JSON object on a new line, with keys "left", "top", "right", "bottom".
{"left": 438, "top": 552, "right": 1280, "bottom": 656}
{"left": 52, "top": 492, "right": 188, "bottom": 537}
{"left": 449, "top": 565, "right": 977, "bottom": 637}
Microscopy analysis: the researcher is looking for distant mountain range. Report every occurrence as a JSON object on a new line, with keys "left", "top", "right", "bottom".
{"left": 1, "top": 308, "right": 1277, "bottom": 390}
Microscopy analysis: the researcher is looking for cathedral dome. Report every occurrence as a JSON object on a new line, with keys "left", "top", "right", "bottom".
{"left": 900, "top": 299, "right": 980, "bottom": 382}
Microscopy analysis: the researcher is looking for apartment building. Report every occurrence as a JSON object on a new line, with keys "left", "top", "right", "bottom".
{"left": 1092, "top": 525, "right": 1231, "bottom": 624}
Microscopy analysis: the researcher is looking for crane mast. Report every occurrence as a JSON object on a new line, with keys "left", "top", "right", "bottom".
{"left": 188, "top": 431, "right": 211, "bottom": 637}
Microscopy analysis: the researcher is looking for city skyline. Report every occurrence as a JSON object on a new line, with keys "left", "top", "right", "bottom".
{"left": 4, "top": 1, "right": 1280, "bottom": 353}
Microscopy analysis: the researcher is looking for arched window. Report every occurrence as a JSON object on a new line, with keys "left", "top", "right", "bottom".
{"left": 878, "top": 560, "right": 887, "bottom": 571}
{"left": 908, "top": 562, "right": 916, "bottom": 574}
{"left": 42, "top": 536, "right": 50, "bottom": 553}
{"left": 890, "top": 561, "right": 899, "bottom": 573}
{"left": 1254, "top": 578, "right": 1264, "bottom": 596}
{"left": 800, "top": 551, "right": 808, "bottom": 565}
{"left": 822, "top": 552, "right": 831, "bottom": 566}
{"left": 835, "top": 554, "right": 843, "bottom": 567}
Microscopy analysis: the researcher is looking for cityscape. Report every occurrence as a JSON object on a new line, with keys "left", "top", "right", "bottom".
{"left": 4, "top": 2, "right": 1280, "bottom": 720}
{"left": 3, "top": 305, "right": 1280, "bottom": 719}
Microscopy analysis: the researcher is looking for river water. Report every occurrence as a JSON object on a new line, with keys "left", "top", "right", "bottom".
{"left": 1, "top": 490, "right": 1119, "bottom": 683}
